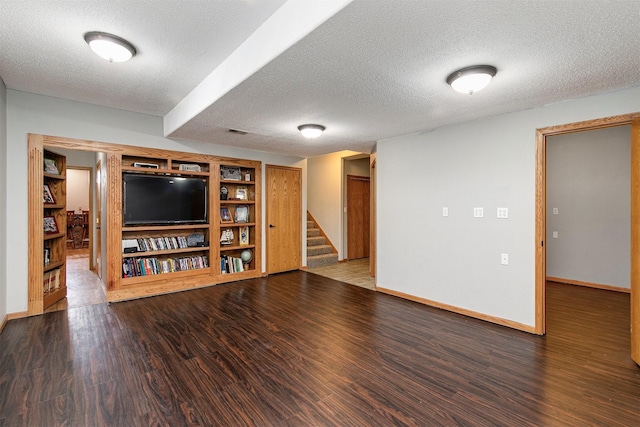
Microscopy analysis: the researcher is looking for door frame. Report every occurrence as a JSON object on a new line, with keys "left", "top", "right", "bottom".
{"left": 535, "top": 112, "right": 640, "bottom": 363}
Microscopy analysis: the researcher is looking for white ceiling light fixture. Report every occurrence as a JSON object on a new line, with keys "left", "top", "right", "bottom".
{"left": 446, "top": 65, "right": 497, "bottom": 95}
{"left": 84, "top": 31, "right": 137, "bottom": 63}
{"left": 297, "top": 124, "right": 325, "bottom": 139}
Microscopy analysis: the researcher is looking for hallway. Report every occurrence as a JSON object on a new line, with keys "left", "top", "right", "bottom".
{"left": 45, "top": 248, "right": 106, "bottom": 313}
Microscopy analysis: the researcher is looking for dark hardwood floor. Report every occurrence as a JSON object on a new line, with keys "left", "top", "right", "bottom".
{"left": 0, "top": 273, "right": 638, "bottom": 426}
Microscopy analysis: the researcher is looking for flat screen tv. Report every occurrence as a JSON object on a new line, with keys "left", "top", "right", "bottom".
{"left": 123, "top": 173, "right": 207, "bottom": 225}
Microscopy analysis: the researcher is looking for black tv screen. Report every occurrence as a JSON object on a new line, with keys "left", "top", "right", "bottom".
{"left": 123, "top": 173, "right": 207, "bottom": 225}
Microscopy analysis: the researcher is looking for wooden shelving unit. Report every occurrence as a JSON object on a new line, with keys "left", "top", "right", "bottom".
{"left": 42, "top": 149, "right": 67, "bottom": 309}
{"left": 120, "top": 157, "right": 212, "bottom": 282}
{"left": 218, "top": 163, "right": 260, "bottom": 278}
{"left": 113, "top": 152, "right": 262, "bottom": 298}
{"left": 28, "top": 134, "right": 263, "bottom": 309}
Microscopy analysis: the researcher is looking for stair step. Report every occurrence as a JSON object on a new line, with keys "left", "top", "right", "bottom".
{"left": 307, "top": 253, "right": 339, "bottom": 268}
{"left": 307, "top": 228, "right": 320, "bottom": 237}
{"left": 307, "top": 244, "right": 333, "bottom": 256}
{"left": 307, "top": 236, "right": 326, "bottom": 246}
{"left": 307, "top": 221, "right": 315, "bottom": 228}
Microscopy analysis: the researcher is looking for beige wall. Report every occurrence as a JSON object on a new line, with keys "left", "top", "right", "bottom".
{"left": 67, "top": 169, "right": 90, "bottom": 214}
{"left": 307, "top": 150, "right": 363, "bottom": 259}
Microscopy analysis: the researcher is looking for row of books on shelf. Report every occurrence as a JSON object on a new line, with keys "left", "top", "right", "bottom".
{"left": 122, "top": 236, "right": 191, "bottom": 253}
{"left": 221, "top": 255, "right": 247, "bottom": 274}
{"left": 43, "top": 268, "right": 61, "bottom": 293}
{"left": 122, "top": 255, "right": 209, "bottom": 278}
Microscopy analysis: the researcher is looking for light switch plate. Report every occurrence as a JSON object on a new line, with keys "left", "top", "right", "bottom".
{"left": 552, "top": 208, "right": 558, "bottom": 215}
{"left": 443, "top": 207, "right": 449, "bottom": 217}
{"left": 497, "top": 207, "right": 508, "bottom": 219}
{"left": 553, "top": 231, "right": 558, "bottom": 238}
{"left": 501, "top": 253, "right": 509, "bottom": 265}
{"left": 473, "top": 207, "right": 484, "bottom": 218}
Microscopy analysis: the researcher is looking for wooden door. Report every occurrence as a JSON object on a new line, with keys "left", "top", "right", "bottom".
{"left": 347, "top": 175, "right": 370, "bottom": 260}
{"left": 266, "top": 165, "right": 302, "bottom": 274}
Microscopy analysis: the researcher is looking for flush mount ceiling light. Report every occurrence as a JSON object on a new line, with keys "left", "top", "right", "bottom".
{"left": 446, "top": 65, "right": 497, "bottom": 95}
{"left": 297, "top": 124, "right": 325, "bottom": 139}
{"left": 84, "top": 31, "right": 137, "bottom": 63}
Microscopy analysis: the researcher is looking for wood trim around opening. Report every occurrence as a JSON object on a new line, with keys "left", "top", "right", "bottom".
{"left": 535, "top": 112, "right": 640, "bottom": 343}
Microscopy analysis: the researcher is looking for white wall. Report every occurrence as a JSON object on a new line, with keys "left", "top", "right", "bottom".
{"left": 307, "top": 150, "right": 362, "bottom": 259}
{"left": 546, "top": 126, "right": 631, "bottom": 288}
{"left": 67, "top": 169, "right": 90, "bottom": 214}
{"left": 377, "top": 87, "right": 640, "bottom": 328}
{"left": 0, "top": 78, "right": 7, "bottom": 322}
{"left": 5, "top": 90, "right": 305, "bottom": 314}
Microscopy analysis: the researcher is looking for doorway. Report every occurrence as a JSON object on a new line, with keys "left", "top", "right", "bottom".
{"left": 45, "top": 164, "right": 105, "bottom": 312}
{"left": 266, "top": 165, "right": 302, "bottom": 274}
{"left": 535, "top": 113, "right": 640, "bottom": 364}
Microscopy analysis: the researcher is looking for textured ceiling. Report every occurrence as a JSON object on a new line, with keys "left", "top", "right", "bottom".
{"left": 1, "top": 0, "right": 639, "bottom": 158}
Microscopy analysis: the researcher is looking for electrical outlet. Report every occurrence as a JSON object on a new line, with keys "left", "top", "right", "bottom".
{"left": 497, "top": 207, "right": 508, "bottom": 219}
{"left": 501, "top": 253, "right": 509, "bottom": 265}
{"left": 443, "top": 207, "right": 449, "bottom": 217}
{"left": 552, "top": 208, "right": 558, "bottom": 215}
{"left": 553, "top": 231, "right": 558, "bottom": 238}
{"left": 473, "top": 207, "right": 484, "bottom": 218}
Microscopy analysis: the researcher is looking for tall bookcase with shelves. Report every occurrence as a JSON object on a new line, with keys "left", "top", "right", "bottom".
{"left": 218, "top": 163, "right": 260, "bottom": 277}
{"left": 42, "top": 149, "right": 67, "bottom": 308}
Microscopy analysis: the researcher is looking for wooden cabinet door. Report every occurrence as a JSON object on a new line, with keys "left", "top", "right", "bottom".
{"left": 266, "top": 165, "right": 301, "bottom": 274}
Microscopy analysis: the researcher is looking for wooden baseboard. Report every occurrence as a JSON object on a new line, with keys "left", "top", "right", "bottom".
{"left": 376, "top": 287, "right": 537, "bottom": 334}
{"left": 1, "top": 311, "right": 29, "bottom": 334}
{"left": 546, "top": 276, "right": 630, "bottom": 293}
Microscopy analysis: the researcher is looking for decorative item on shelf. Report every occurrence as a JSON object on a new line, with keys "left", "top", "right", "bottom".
{"left": 43, "top": 270, "right": 52, "bottom": 293}
{"left": 220, "top": 166, "right": 242, "bottom": 181}
{"left": 50, "top": 268, "right": 61, "bottom": 289}
{"left": 179, "top": 164, "right": 201, "bottom": 172}
{"left": 234, "top": 205, "right": 249, "bottom": 223}
{"left": 241, "top": 249, "right": 253, "bottom": 269}
{"left": 236, "top": 186, "right": 248, "bottom": 200}
{"left": 220, "top": 228, "right": 234, "bottom": 245}
{"left": 220, "top": 185, "right": 228, "bottom": 200}
{"left": 43, "top": 184, "right": 56, "bottom": 204}
{"left": 44, "top": 158, "right": 59, "bottom": 174}
{"left": 43, "top": 216, "right": 59, "bottom": 234}
{"left": 220, "top": 206, "right": 233, "bottom": 223}
{"left": 132, "top": 162, "right": 159, "bottom": 169}
{"left": 187, "top": 233, "right": 205, "bottom": 247}
{"left": 244, "top": 171, "right": 251, "bottom": 181}
{"left": 44, "top": 247, "right": 51, "bottom": 265}
{"left": 239, "top": 226, "right": 249, "bottom": 246}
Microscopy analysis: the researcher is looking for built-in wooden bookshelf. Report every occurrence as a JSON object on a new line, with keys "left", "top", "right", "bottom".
{"left": 112, "top": 152, "right": 262, "bottom": 300}
{"left": 28, "top": 134, "right": 263, "bottom": 311}
{"left": 42, "top": 148, "right": 67, "bottom": 309}
{"left": 218, "top": 163, "right": 259, "bottom": 277}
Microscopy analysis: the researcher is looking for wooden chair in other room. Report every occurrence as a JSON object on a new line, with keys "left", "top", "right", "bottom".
{"left": 66, "top": 210, "right": 75, "bottom": 249}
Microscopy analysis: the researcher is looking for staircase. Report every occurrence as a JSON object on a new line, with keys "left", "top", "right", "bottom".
{"left": 307, "top": 218, "right": 339, "bottom": 268}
